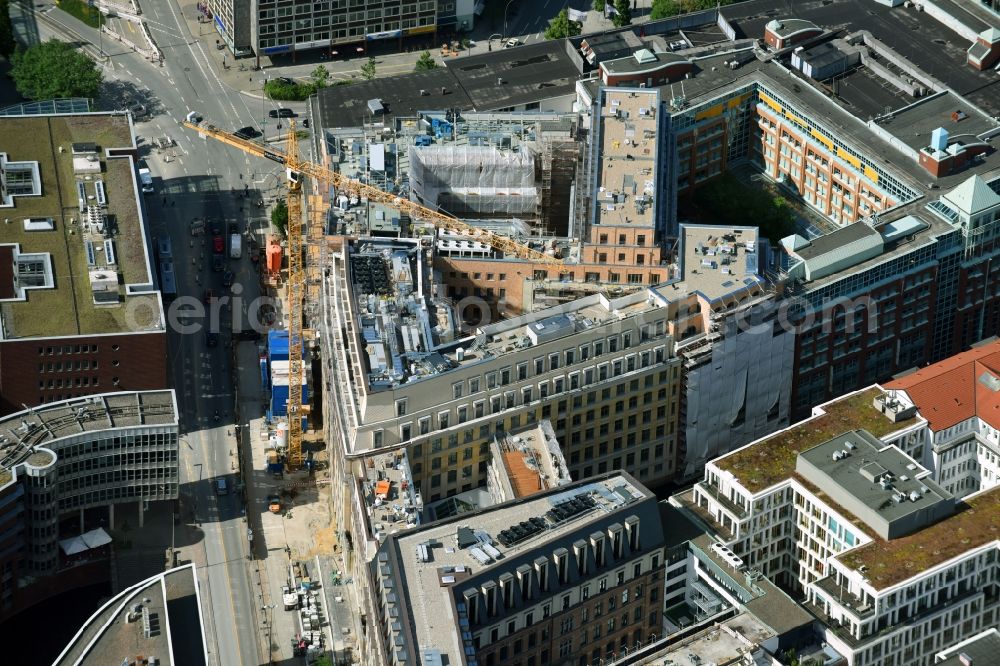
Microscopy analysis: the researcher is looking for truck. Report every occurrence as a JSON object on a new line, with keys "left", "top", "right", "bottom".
{"left": 229, "top": 233, "right": 242, "bottom": 259}
{"left": 138, "top": 167, "right": 153, "bottom": 194}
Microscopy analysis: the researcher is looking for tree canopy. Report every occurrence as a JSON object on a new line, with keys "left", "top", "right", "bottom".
{"left": 652, "top": 0, "right": 739, "bottom": 20}
{"left": 544, "top": 9, "right": 583, "bottom": 40}
{"left": 11, "top": 40, "right": 102, "bottom": 100}
{"left": 310, "top": 64, "right": 330, "bottom": 89}
{"left": 271, "top": 199, "right": 288, "bottom": 237}
{"left": 611, "top": 0, "right": 632, "bottom": 27}
{"left": 360, "top": 56, "right": 377, "bottom": 81}
{"left": 414, "top": 51, "right": 438, "bottom": 71}
{"left": 691, "top": 175, "right": 796, "bottom": 243}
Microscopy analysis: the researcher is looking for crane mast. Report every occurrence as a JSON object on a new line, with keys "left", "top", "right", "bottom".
{"left": 284, "top": 123, "right": 305, "bottom": 469}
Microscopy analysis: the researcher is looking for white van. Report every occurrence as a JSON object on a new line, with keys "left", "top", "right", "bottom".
{"left": 138, "top": 167, "right": 153, "bottom": 194}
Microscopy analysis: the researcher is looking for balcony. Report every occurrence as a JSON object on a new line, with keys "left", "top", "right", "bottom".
{"left": 696, "top": 481, "right": 748, "bottom": 519}
{"left": 672, "top": 488, "right": 735, "bottom": 541}
{"left": 812, "top": 575, "right": 875, "bottom": 620}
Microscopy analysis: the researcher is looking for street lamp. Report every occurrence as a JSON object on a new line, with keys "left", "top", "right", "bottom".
{"left": 257, "top": 72, "right": 268, "bottom": 140}
{"left": 262, "top": 603, "right": 276, "bottom": 665}
{"left": 502, "top": 0, "right": 516, "bottom": 42}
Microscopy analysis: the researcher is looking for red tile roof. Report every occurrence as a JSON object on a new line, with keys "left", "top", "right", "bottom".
{"left": 887, "top": 341, "right": 1000, "bottom": 431}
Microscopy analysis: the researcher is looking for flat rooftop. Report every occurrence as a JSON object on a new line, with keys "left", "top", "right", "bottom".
{"left": 715, "top": 387, "right": 919, "bottom": 494}
{"left": 445, "top": 40, "right": 582, "bottom": 111}
{"left": 837, "top": 483, "right": 1000, "bottom": 590}
{"left": 54, "top": 564, "right": 205, "bottom": 666}
{"left": 650, "top": 613, "right": 774, "bottom": 666}
{"left": 875, "top": 90, "right": 1000, "bottom": 153}
{"left": 678, "top": 224, "right": 763, "bottom": 301}
{"left": 725, "top": 0, "right": 1000, "bottom": 116}
{"left": 315, "top": 69, "right": 474, "bottom": 129}
{"left": 389, "top": 473, "right": 656, "bottom": 664}
{"left": 0, "top": 390, "right": 177, "bottom": 486}
{"left": 796, "top": 429, "right": 954, "bottom": 539}
{"left": 594, "top": 88, "right": 658, "bottom": 229}
{"left": 478, "top": 288, "right": 663, "bottom": 359}
{"left": 829, "top": 66, "right": 917, "bottom": 120}
{"left": 937, "top": 628, "right": 1000, "bottom": 666}
{"left": 0, "top": 114, "right": 162, "bottom": 339}
{"left": 601, "top": 49, "right": 690, "bottom": 76}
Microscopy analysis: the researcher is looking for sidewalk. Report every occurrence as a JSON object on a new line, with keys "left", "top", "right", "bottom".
{"left": 169, "top": 0, "right": 656, "bottom": 97}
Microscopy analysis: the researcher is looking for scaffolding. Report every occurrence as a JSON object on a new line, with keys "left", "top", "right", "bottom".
{"left": 408, "top": 144, "right": 539, "bottom": 218}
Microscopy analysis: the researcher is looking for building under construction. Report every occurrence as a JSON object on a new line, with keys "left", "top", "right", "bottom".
{"left": 322, "top": 112, "right": 583, "bottom": 242}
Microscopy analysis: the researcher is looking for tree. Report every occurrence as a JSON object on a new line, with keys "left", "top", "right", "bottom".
{"left": 612, "top": 0, "right": 632, "bottom": 27}
{"left": 11, "top": 40, "right": 102, "bottom": 100}
{"left": 650, "top": 0, "right": 678, "bottom": 20}
{"left": 271, "top": 199, "right": 288, "bottom": 237}
{"left": 310, "top": 64, "right": 330, "bottom": 89}
{"left": 414, "top": 51, "right": 438, "bottom": 72}
{"left": 0, "top": 0, "right": 16, "bottom": 59}
{"left": 360, "top": 56, "right": 377, "bottom": 81}
{"left": 592, "top": 0, "right": 606, "bottom": 12}
{"left": 544, "top": 9, "right": 582, "bottom": 40}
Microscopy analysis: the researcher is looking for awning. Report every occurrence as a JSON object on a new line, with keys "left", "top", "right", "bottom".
{"left": 59, "top": 527, "right": 112, "bottom": 555}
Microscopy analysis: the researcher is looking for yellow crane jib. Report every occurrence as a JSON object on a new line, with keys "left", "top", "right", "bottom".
{"left": 180, "top": 120, "right": 566, "bottom": 269}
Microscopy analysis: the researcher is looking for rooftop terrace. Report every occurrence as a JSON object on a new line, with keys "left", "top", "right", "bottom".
{"left": 678, "top": 224, "right": 763, "bottom": 301}
{"left": 837, "top": 484, "right": 1000, "bottom": 590}
{"left": 594, "top": 88, "right": 658, "bottom": 229}
{"left": 0, "top": 114, "right": 161, "bottom": 339}
{"left": 494, "top": 420, "right": 571, "bottom": 500}
{"left": 715, "top": 387, "right": 919, "bottom": 494}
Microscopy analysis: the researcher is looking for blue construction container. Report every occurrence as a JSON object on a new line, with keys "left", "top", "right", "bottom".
{"left": 268, "top": 330, "right": 290, "bottom": 362}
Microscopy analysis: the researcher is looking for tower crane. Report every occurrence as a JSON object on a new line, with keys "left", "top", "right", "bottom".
{"left": 183, "top": 119, "right": 566, "bottom": 468}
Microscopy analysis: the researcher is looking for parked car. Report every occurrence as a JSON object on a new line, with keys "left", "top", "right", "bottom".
{"left": 268, "top": 495, "right": 282, "bottom": 513}
{"left": 213, "top": 235, "right": 224, "bottom": 254}
{"left": 504, "top": 38, "right": 520, "bottom": 49}
{"left": 213, "top": 254, "right": 225, "bottom": 272}
{"left": 268, "top": 108, "right": 296, "bottom": 118}
{"left": 206, "top": 331, "right": 219, "bottom": 348}
{"left": 223, "top": 271, "right": 234, "bottom": 288}
{"left": 228, "top": 222, "right": 239, "bottom": 235}
{"left": 234, "top": 126, "right": 262, "bottom": 139}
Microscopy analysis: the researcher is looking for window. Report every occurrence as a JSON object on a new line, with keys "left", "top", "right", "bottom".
{"left": 453, "top": 382, "right": 463, "bottom": 399}
{"left": 395, "top": 399, "right": 407, "bottom": 417}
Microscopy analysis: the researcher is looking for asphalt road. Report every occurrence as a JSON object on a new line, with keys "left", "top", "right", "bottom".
{"left": 31, "top": 2, "right": 293, "bottom": 664}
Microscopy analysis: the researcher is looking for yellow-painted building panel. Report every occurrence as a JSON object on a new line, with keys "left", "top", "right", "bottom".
{"left": 759, "top": 92, "right": 781, "bottom": 113}
{"left": 727, "top": 94, "right": 749, "bottom": 109}
{"left": 810, "top": 129, "right": 834, "bottom": 151}
{"left": 863, "top": 165, "right": 879, "bottom": 183}
{"left": 784, "top": 111, "right": 806, "bottom": 127}
{"left": 696, "top": 104, "right": 724, "bottom": 121}
{"left": 837, "top": 147, "right": 861, "bottom": 169}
